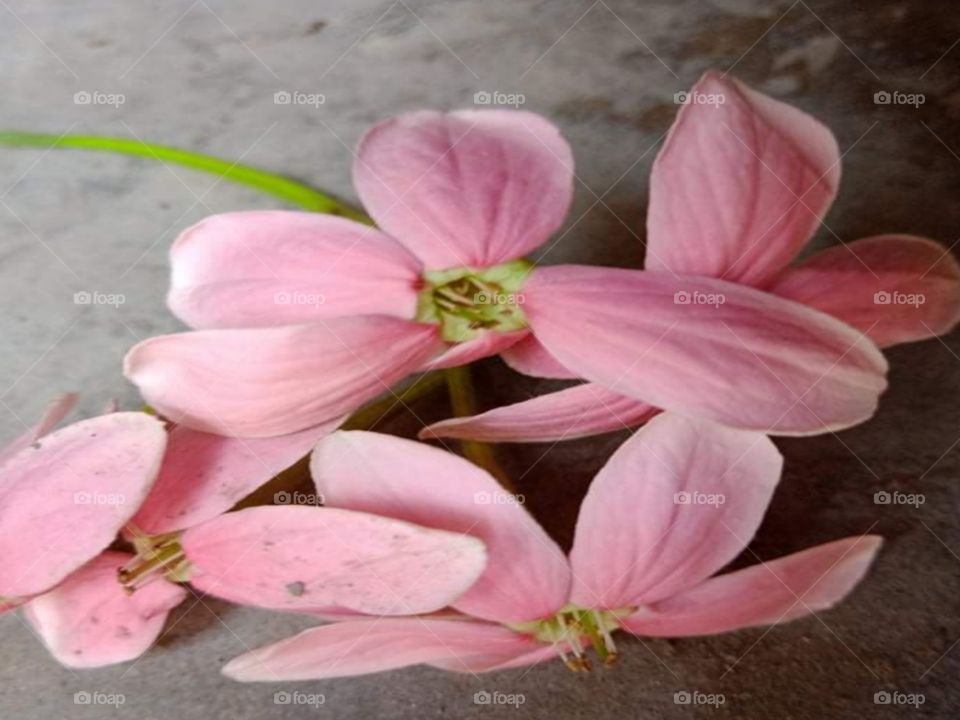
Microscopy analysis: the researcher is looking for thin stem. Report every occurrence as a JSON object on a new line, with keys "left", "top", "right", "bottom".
{"left": 443, "top": 365, "right": 517, "bottom": 492}
{"left": 0, "top": 131, "right": 372, "bottom": 222}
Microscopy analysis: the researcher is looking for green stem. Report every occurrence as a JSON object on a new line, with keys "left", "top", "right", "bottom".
{"left": 443, "top": 365, "right": 517, "bottom": 492}
{"left": 3, "top": 129, "right": 512, "bottom": 495}
{"left": 0, "top": 131, "right": 371, "bottom": 222}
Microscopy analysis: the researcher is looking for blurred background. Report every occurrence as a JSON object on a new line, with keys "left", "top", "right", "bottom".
{"left": 0, "top": 1, "right": 958, "bottom": 718}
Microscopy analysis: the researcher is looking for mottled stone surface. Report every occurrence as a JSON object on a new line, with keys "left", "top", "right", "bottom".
{"left": 1, "top": 1, "right": 958, "bottom": 718}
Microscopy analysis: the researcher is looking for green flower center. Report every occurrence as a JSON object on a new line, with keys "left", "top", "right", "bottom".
{"left": 508, "top": 604, "right": 633, "bottom": 672}
{"left": 415, "top": 259, "right": 532, "bottom": 342}
{"left": 118, "top": 529, "right": 191, "bottom": 592}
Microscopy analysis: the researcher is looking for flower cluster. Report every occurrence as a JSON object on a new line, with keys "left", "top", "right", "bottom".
{"left": 1, "top": 72, "right": 958, "bottom": 680}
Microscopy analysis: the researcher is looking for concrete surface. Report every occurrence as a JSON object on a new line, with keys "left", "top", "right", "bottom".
{"left": 1, "top": 0, "right": 958, "bottom": 718}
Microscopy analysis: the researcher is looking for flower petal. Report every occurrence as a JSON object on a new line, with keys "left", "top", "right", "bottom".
{"left": 523, "top": 265, "right": 888, "bottom": 435}
{"left": 422, "top": 330, "right": 527, "bottom": 371}
{"left": 130, "top": 418, "right": 342, "bottom": 535}
{"left": 182, "top": 505, "right": 487, "bottom": 616}
{"left": 771, "top": 235, "right": 960, "bottom": 348}
{"left": 222, "top": 618, "right": 539, "bottom": 681}
{"left": 0, "top": 393, "right": 78, "bottom": 469}
{"left": 311, "top": 431, "right": 570, "bottom": 623}
{"left": 568, "top": 413, "right": 782, "bottom": 609}
{"left": 0, "top": 413, "right": 167, "bottom": 598}
{"left": 354, "top": 110, "right": 574, "bottom": 268}
{"left": 500, "top": 335, "right": 578, "bottom": 379}
{"left": 622, "top": 536, "right": 882, "bottom": 637}
{"left": 23, "top": 551, "right": 187, "bottom": 668}
{"left": 420, "top": 383, "right": 657, "bottom": 443}
{"left": 646, "top": 72, "right": 840, "bottom": 286}
{"left": 124, "top": 317, "right": 443, "bottom": 437}
{"left": 167, "top": 211, "right": 422, "bottom": 329}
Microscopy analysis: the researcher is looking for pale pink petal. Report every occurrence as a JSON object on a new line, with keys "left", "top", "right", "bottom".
{"left": 569, "top": 413, "right": 782, "bottom": 609}
{"left": 354, "top": 110, "right": 574, "bottom": 268}
{"left": 523, "top": 265, "right": 888, "bottom": 435}
{"left": 500, "top": 335, "right": 578, "bottom": 379}
{"left": 131, "top": 418, "right": 343, "bottom": 535}
{"left": 311, "top": 431, "right": 570, "bottom": 623}
{"left": 0, "top": 393, "right": 78, "bottom": 468}
{"left": 771, "top": 235, "right": 960, "bottom": 348}
{"left": 422, "top": 330, "right": 528, "bottom": 371}
{"left": 182, "top": 506, "right": 487, "bottom": 616}
{"left": 222, "top": 618, "right": 539, "bottom": 681}
{"left": 0, "top": 413, "right": 167, "bottom": 599}
{"left": 622, "top": 536, "right": 882, "bottom": 637}
{"left": 23, "top": 551, "right": 187, "bottom": 668}
{"left": 428, "top": 643, "right": 557, "bottom": 673}
{"left": 420, "top": 384, "right": 658, "bottom": 443}
{"left": 646, "top": 72, "right": 840, "bottom": 286}
{"left": 167, "top": 211, "right": 422, "bottom": 330}
{"left": 124, "top": 317, "right": 443, "bottom": 437}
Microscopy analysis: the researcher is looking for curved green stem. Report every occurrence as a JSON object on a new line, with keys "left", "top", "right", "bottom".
{"left": 444, "top": 365, "right": 517, "bottom": 492}
{"left": 3, "top": 129, "right": 513, "bottom": 497}
{"left": 0, "top": 131, "right": 371, "bottom": 222}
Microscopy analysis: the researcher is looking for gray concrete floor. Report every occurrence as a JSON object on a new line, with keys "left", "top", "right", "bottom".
{"left": 1, "top": 1, "right": 958, "bottom": 718}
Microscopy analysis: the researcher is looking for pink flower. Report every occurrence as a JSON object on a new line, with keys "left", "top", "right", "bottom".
{"left": 125, "top": 95, "right": 888, "bottom": 439}
{"left": 422, "top": 72, "right": 960, "bottom": 444}
{"left": 0, "top": 399, "right": 485, "bottom": 668}
{"left": 222, "top": 420, "right": 881, "bottom": 680}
